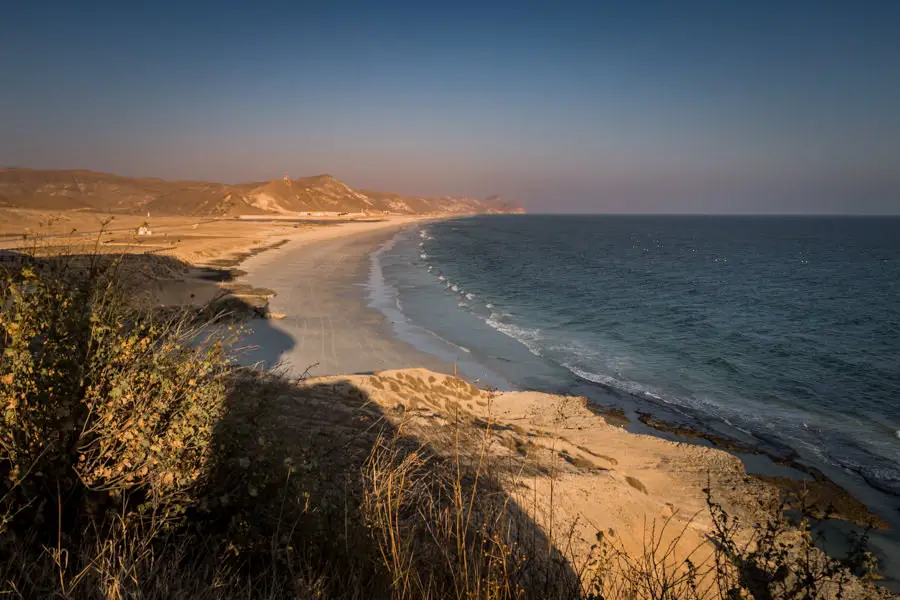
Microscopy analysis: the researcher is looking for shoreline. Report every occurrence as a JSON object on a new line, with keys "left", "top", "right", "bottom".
{"left": 235, "top": 216, "right": 459, "bottom": 377}
{"left": 160, "top": 215, "right": 897, "bottom": 589}
{"left": 229, "top": 216, "right": 894, "bottom": 523}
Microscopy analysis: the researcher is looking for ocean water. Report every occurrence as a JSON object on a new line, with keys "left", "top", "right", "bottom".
{"left": 369, "top": 215, "right": 900, "bottom": 531}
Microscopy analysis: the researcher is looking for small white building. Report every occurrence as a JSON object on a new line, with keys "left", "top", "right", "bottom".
{"left": 137, "top": 225, "right": 152, "bottom": 236}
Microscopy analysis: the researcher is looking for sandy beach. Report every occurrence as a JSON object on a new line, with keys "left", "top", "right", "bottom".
{"left": 220, "top": 218, "right": 801, "bottom": 575}
{"left": 3, "top": 209, "right": 893, "bottom": 594}
{"left": 236, "top": 217, "right": 456, "bottom": 377}
{"left": 215, "top": 216, "right": 898, "bottom": 591}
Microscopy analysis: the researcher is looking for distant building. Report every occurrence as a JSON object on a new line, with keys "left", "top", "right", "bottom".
{"left": 137, "top": 225, "right": 152, "bottom": 236}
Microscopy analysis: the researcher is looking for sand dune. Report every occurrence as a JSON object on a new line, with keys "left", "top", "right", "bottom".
{"left": 302, "top": 367, "right": 772, "bottom": 567}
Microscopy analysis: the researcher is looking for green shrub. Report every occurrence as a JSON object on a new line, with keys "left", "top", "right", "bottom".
{"left": 0, "top": 253, "right": 231, "bottom": 568}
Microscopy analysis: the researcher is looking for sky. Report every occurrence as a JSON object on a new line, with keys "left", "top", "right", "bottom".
{"left": 2, "top": 0, "right": 899, "bottom": 214}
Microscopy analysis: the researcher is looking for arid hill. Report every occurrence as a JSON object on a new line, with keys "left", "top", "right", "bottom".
{"left": 0, "top": 168, "right": 525, "bottom": 217}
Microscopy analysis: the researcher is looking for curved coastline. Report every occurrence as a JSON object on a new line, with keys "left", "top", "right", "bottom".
{"left": 365, "top": 218, "right": 900, "bottom": 587}
{"left": 232, "top": 216, "right": 900, "bottom": 591}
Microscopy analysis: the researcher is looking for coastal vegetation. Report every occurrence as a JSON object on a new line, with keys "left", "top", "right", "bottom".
{"left": 0, "top": 240, "right": 890, "bottom": 599}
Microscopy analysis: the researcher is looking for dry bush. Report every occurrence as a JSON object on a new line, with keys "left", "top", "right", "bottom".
{"left": 0, "top": 244, "right": 234, "bottom": 596}
{"left": 587, "top": 489, "right": 888, "bottom": 600}
{"left": 702, "top": 491, "right": 885, "bottom": 600}
{"left": 360, "top": 410, "right": 890, "bottom": 600}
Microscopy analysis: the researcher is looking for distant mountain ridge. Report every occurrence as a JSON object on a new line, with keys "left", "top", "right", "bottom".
{"left": 0, "top": 168, "right": 525, "bottom": 217}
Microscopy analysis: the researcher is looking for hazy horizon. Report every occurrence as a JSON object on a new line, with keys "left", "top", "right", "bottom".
{"left": 2, "top": 1, "right": 899, "bottom": 214}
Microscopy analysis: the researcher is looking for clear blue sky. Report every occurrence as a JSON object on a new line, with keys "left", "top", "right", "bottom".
{"left": 2, "top": 0, "right": 899, "bottom": 213}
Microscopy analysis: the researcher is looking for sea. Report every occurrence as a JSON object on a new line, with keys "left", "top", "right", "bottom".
{"left": 367, "top": 214, "right": 900, "bottom": 573}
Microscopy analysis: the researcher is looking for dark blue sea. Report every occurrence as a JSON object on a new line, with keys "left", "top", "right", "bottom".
{"left": 368, "top": 215, "right": 900, "bottom": 548}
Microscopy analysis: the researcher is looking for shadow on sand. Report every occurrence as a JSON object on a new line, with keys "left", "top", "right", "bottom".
{"left": 1, "top": 248, "right": 581, "bottom": 597}
{"left": 185, "top": 286, "right": 584, "bottom": 596}
{"left": 197, "top": 364, "right": 584, "bottom": 597}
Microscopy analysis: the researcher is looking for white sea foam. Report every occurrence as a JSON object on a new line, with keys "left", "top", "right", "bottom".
{"left": 423, "top": 328, "right": 471, "bottom": 353}
{"left": 396, "top": 220, "right": 899, "bottom": 500}
{"left": 562, "top": 363, "right": 665, "bottom": 402}
{"left": 465, "top": 292, "right": 475, "bottom": 300}
{"left": 726, "top": 421, "right": 756, "bottom": 436}
{"left": 420, "top": 253, "right": 427, "bottom": 259}
{"left": 484, "top": 313, "right": 544, "bottom": 357}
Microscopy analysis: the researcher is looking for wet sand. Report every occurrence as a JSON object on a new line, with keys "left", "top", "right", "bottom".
{"left": 237, "top": 217, "right": 455, "bottom": 377}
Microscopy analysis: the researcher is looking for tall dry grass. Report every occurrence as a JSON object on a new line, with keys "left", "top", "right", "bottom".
{"left": 361, "top": 428, "right": 582, "bottom": 599}
{"left": 358, "top": 408, "right": 888, "bottom": 600}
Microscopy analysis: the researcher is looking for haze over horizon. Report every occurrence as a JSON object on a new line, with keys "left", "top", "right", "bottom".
{"left": 2, "top": 1, "right": 899, "bottom": 214}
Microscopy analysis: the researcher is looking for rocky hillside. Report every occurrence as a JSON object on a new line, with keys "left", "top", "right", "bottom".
{"left": 0, "top": 169, "right": 525, "bottom": 217}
